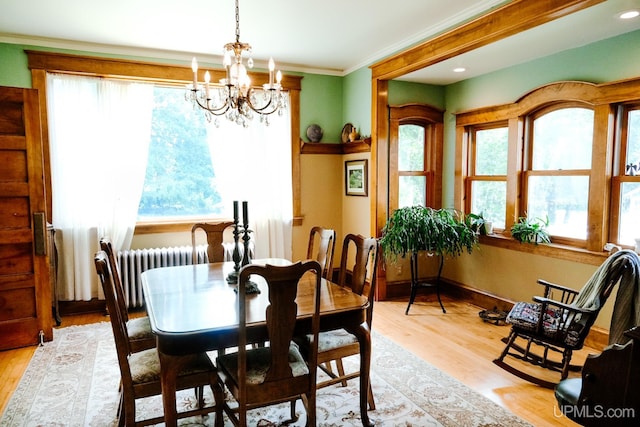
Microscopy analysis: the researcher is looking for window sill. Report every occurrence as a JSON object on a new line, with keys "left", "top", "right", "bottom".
{"left": 478, "top": 233, "right": 609, "bottom": 266}
{"left": 135, "top": 216, "right": 305, "bottom": 235}
{"left": 134, "top": 219, "right": 232, "bottom": 235}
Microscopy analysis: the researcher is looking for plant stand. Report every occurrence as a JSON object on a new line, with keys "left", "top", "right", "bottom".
{"left": 405, "top": 252, "right": 446, "bottom": 315}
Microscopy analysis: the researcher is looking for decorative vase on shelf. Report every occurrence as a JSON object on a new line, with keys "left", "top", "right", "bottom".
{"left": 348, "top": 127, "right": 359, "bottom": 142}
{"left": 306, "top": 124, "right": 323, "bottom": 142}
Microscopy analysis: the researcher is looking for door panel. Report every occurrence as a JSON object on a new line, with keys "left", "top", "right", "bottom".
{"left": 0, "top": 86, "right": 52, "bottom": 350}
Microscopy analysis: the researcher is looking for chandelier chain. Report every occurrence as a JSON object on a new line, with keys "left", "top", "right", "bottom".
{"left": 234, "top": 0, "right": 240, "bottom": 44}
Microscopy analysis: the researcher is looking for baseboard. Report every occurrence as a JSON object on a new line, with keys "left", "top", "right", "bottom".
{"left": 384, "top": 278, "right": 610, "bottom": 350}
{"left": 58, "top": 299, "right": 106, "bottom": 316}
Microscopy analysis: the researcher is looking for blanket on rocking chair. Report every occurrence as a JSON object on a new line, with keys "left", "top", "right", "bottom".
{"left": 572, "top": 249, "right": 640, "bottom": 345}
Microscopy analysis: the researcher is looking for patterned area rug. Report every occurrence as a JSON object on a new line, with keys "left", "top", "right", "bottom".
{"left": 1, "top": 322, "right": 531, "bottom": 426}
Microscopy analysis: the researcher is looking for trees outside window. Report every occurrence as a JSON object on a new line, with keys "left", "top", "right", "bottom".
{"left": 526, "top": 106, "right": 594, "bottom": 242}
{"left": 138, "top": 86, "right": 222, "bottom": 219}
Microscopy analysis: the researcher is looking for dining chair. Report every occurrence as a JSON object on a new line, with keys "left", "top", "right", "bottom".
{"left": 307, "top": 226, "right": 336, "bottom": 280}
{"left": 94, "top": 251, "right": 224, "bottom": 426}
{"left": 191, "top": 221, "right": 235, "bottom": 264}
{"left": 299, "top": 233, "right": 379, "bottom": 410}
{"left": 216, "top": 260, "right": 323, "bottom": 427}
{"left": 100, "top": 237, "right": 155, "bottom": 353}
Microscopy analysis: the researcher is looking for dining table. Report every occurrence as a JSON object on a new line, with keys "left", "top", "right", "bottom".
{"left": 141, "top": 258, "right": 374, "bottom": 427}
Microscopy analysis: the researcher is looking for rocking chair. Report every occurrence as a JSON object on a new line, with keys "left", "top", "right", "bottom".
{"left": 494, "top": 249, "right": 640, "bottom": 389}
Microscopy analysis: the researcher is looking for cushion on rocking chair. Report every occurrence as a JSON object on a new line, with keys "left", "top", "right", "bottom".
{"left": 506, "top": 302, "right": 581, "bottom": 346}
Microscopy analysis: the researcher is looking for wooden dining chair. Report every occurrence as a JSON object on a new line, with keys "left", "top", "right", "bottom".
{"left": 299, "top": 234, "right": 379, "bottom": 410}
{"left": 100, "top": 237, "right": 155, "bottom": 353}
{"left": 94, "top": 251, "right": 224, "bottom": 427}
{"left": 216, "top": 260, "right": 323, "bottom": 427}
{"left": 307, "top": 226, "right": 336, "bottom": 280}
{"left": 191, "top": 221, "right": 235, "bottom": 264}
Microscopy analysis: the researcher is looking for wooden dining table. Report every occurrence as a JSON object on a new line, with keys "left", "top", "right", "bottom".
{"left": 141, "top": 258, "right": 374, "bottom": 427}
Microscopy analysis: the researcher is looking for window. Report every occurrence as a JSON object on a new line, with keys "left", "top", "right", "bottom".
{"left": 614, "top": 105, "right": 640, "bottom": 245}
{"left": 466, "top": 125, "right": 508, "bottom": 229}
{"left": 456, "top": 79, "right": 640, "bottom": 255}
{"left": 138, "top": 85, "right": 222, "bottom": 219}
{"left": 398, "top": 124, "right": 427, "bottom": 207}
{"left": 525, "top": 106, "right": 594, "bottom": 242}
{"left": 389, "top": 104, "right": 443, "bottom": 211}
{"left": 27, "top": 51, "right": 303, "bottom": 232}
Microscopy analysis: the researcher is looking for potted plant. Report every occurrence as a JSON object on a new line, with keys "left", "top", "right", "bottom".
{"left": 510, "top": 215, "right": 551, "bottom": 244}
{"left": 380, "top": 206, "right": 479, "bottom": 314}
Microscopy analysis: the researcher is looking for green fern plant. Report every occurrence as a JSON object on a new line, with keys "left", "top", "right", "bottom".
{"left": 380, "top": 206, "right": 479, "bottom": 261}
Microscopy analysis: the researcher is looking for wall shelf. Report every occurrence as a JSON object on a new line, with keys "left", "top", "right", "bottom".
{"left": 300, "top": 137, "right": 371, "bottom": 155}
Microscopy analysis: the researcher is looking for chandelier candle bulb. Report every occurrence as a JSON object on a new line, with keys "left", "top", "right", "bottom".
{"left": 204, "top": 71, "right": 211, "bottom": 99}
{"left": 268, "top": 57, "right": 275, "bottom": 86}
{"left": 191, "top": 57, "right": 198, "bottom": 89}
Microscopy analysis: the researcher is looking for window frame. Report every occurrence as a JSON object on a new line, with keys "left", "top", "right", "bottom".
{"left": 26, "top": 50, "right": 303, "bottom": 233}
{"left": 464, "top": 122, "right": 509, "bottom": 232}
{"left": 523, "top": 102, "right": 595, "bottom": 247}
{"left": 388, "top": 103, "right": 443, "bottom": 212}
{"left": 610, "top": 102, "right": 640, "bottom": 244}
{"left": 455, "top": 79, "right": 640, "bottom": 264}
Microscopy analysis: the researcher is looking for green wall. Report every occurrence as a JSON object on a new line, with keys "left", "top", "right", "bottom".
{"left": 0, "top": 43, "right": 30, "bottom": 88}
{"left": 342, "top": 67, "right": 372, "bottom": 137}
{"left": 299, "top": 73, "right": 343, "bottom": 143}
{"left": 388, "top": 80, "right": 445, "bottom": 109}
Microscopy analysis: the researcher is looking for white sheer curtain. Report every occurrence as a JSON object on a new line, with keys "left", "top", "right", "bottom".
{"left": 207, "top": 103, "right": 293, "bottom": 260}
{"left": 47, "top": 74, "right": 154, "bottom": 301}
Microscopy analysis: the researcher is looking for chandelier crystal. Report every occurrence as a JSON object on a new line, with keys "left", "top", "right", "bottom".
{"left": 186, "top": 0, "right": 286, "bottom": 127}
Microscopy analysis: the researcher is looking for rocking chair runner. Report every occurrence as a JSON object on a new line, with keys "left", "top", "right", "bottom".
{"left": 494, "top": 249, "right": 640, "bottom": 389}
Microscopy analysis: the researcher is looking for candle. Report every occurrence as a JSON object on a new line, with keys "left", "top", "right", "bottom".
{"left": 204, "top": 71, "right": 211, "bottom": 100}
{"left": 233, "top": 201, "right": 239, "bottom": 222}
{"left": 268, "top": 57, "right": 275, "bottom": 86}
{"left": 191, "top": 57, "right": 198, "bottom": 89}
{"left": 242, "top": 201, "right": 248, "bottom": 225}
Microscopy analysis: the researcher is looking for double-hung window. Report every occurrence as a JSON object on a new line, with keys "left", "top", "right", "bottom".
{"left": 613, "top": 104, "right": 640, "bottom": 246}
{"left": 466, "top": 124, "right": 508, "bottom": 230}
{"left": 389, "top": 104, "right": 443, "bottom": 211}
{"left": 525, "top": 105, "right": 594, "bottom": 244}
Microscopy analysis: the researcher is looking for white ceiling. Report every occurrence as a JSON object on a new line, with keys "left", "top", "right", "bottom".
{"left": 1, "top": 0, "right": 639, "bottom": 84}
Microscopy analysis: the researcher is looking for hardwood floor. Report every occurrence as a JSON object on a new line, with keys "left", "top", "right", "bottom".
{"left": 0, "top": 296, "right": 591, "bottom": 426}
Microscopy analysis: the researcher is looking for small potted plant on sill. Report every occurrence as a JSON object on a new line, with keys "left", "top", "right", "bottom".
{"left": 465, "top": 212, "right": 493, "bottom": 236}
{"left": 510, "top": 215, "right": 551, "bottom": 244}
{"left": 380, "top": 205, "right": 479, "bottom": 314}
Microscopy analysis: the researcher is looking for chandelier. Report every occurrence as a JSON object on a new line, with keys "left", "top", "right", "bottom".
{"left": 186, "top": 0, "right": 286, "bottom": 127}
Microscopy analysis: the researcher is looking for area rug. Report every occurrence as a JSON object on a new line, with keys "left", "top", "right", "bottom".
{"left": 1, "top": 322, "right": 531, "bottom": 426}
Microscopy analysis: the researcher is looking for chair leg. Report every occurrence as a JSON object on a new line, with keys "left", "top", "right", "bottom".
{"left": 561, "top": 348, "right": 573, "bottom": 380}
{"left": 335, "top": 359, "right": 348, "bottom": 387}
{"left": 367, "top": 381, "right": 376, "bottom": 410}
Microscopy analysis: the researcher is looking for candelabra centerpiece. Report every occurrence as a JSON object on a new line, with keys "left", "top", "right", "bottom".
{"left": 186, "top": 0, "right": 287, "bottom": 127}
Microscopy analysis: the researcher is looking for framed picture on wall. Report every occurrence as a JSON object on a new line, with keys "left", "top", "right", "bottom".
{"left": 345, "top": 159, "right": 368, "bottom": 196}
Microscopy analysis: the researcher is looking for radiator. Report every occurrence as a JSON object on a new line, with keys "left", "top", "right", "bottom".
{"left": 116, "top": 243, "right": 251, "bottom": 308}
{"left": 117, "top": 245, "right": 207, "bottom": 308}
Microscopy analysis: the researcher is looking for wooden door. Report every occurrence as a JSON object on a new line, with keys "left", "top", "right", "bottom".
{"left": 0, "top": 86, "right": 52, "bottom": 350}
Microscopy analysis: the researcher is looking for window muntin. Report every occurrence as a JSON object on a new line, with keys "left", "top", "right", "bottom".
{"left": 467, "top": 126, "right": 508, "bottom": 229}
{"left": 527, "top": 107, "right": 594, "bottom": 242}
